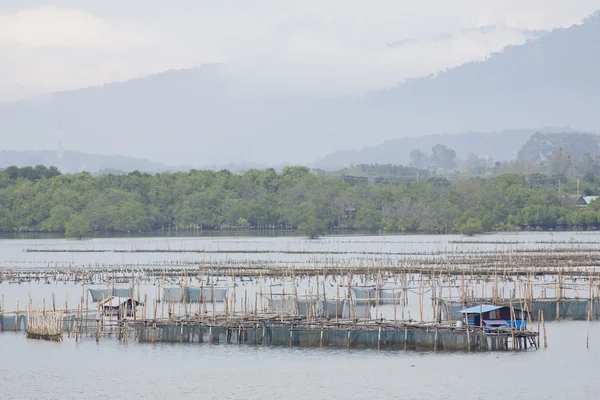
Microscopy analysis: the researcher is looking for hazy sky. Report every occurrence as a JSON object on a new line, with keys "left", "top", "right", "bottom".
{"left": 1, "top": 1, "right": 599, "bottom": 101}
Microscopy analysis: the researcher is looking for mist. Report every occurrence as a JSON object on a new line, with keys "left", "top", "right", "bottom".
{"left": 1, "top": 1, "right": 599, "bottom": 101}
{"left": 1, "top": 2, "right": 600, "bottom": 169}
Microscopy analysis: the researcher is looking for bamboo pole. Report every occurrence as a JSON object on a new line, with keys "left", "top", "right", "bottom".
{"left": 541, "top": 311, "right": 547, "bottom": 348}
{"left": 587, "top": 275, "right": 592, "bottom": 349}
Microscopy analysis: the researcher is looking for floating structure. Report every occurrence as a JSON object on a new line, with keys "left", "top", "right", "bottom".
{"left": 99, "top": 297, "right": 143, "bottom": 318}
{"left": 0, "top": 313, "right": 26, "bottom": 331}
{"left": 0, "top": 301, "right": 540, "bottom": 351}
{"left": 26, "top": 311, "right": 63, "bottom": 341}
{"left": 440, "top": 298, "right": 599, "bottom": 322}
{"left": 135, "top": 316, "right": 538, "bottom": 351}
{"left": 265, "top": 295, "right": 366, "bottom": 319}
{"left": 163, "top": 286, "right": 228, "bottom": 303}
{"left": 460, "top": 305, "right": 527, "bottom": 330}
{"left": 351, "top": 287, "right": 399, "bottom": 305}
{"left": 88, "top": 287, "right": 135, "bottom": 302}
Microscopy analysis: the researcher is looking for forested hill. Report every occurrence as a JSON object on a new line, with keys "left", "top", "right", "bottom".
{"left": 1, "top": 13, "right": 600, "bottom": 167}
{"left": 1, "top": 165, "right": 600, "bottom": 238}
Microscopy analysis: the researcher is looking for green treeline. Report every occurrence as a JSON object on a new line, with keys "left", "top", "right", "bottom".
{"left": 1, "top": 165, "right": 599, "bottom": 237}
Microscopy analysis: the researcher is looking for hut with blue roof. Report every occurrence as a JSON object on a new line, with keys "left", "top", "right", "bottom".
{"left": 460, "top": 304, "right": 527, "bottom": 330}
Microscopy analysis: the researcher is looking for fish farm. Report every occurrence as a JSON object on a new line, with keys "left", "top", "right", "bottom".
{"left": 6, "top": 234, "right": 600, "bottom": 352}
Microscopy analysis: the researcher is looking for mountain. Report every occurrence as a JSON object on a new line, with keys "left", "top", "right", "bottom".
{"left": 0, "top": 64, "right": 341, "bottom": 166}
{"left": 313, "top": 127, "right": 583, "bottom": 169}
{"left": 0, "top": 13, "right": 599, "bottom": 167}
{"left": 517, "top": 132, "right": 600, "bottom": 163}
{"left": 0, "top": 150, "right": 171, "bottom": 174}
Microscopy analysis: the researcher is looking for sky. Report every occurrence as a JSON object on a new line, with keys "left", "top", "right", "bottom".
{"left": 1, "top": 1, "right": 599, "bottom": 102}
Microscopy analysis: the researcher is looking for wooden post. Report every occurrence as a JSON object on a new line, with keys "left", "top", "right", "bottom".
{"left": 393, "top": 290, "right": 397, "bottom": 325}
{"left": 85, "top": 289, "right": 90, "bottom": 335}
{"left": 556, "top": 273, "right": 561, "bottom": 322}
{"left": 281, "top": 288, "right": 285, "bottom": 322}
{"left": 447, "top": 273, "right": 452, "bottom": 326}
{"left": 335, "top": 286, "right": 339, "bottom": 323}
{"left": 269, "top": 284, "right": 273, "bottom": 315}
{"left": 96, "top": 301, "right": 101, "bottom": 343}
{"left": 259, "top": 273, "right": 264, "bottom": 313}
{"left": 323, "top": 279, "right": 328, "bottom": 319}
{"left": 211, "top": 283, "right": 216, "bottom": 320}
{"left": 541, "top": 311, "right": 547, "bottom": 348}
{"left": 510, "top": 301, "right": 515, "bottom": 351}
{"left": 587, "top": 276, "right": 593, "bottom": 349}
{"left": 536, "top": 310, "right": 542, "bottom": 350}
{"left": 466, "top": 324, "right": 471, "bottom": 352}
{"left": 244, "top": 288, "right": 248, "bottom": 320}
{"left": 152, "top": 300, "right": 157, "bottom": 344}
{"left": 419, "top": 280, "right": 424, "bottom": 323}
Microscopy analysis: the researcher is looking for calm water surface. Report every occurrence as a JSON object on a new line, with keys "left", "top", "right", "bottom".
{"left": 2, "top": 322, "right": 600, "bottom": 400}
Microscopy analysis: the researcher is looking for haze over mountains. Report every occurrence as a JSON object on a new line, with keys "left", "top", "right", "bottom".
{"left": 0, "top": 11, "right": 599, "bottom": 169}
{"left": 314, "top": 127, "right": 585, "bottom": 169}
{"left": 0, "top": 150, "right": 170, "bottom": 174}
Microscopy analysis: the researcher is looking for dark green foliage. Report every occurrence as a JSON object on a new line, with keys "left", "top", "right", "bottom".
{"left": 65, "top": 214, "right": 92, "bottom": 239}
{"left": 298, "top": 211, "right": 327, "bottom": 239}
{"left": 458, "top": 218, "right": 484, "bottom": 236}
{"left": 1, "top": 164, "right": 600, "bottom": 236}
{"left": 3, "top": 165, "right": 61, "bottom": 181}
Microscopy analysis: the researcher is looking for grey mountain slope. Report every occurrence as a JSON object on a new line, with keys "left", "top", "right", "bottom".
{"left": 0, "top": 12, "right": 599, "bottom": 167}
{"left": 0, "top": 64, "right": 345, "bottom": 166}
{"left": 359, "top": 12, "right": 600, "bottom": 132}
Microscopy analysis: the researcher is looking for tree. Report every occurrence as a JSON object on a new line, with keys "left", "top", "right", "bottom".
{"left": 547, "top": 148, "right": 571, "bottom": 175}
{"left": 430, "top": 144, "right": 457, "bottom": 169}
{"left": 236, "top": 217, "right": 250, "bottom": 229}
{"left": 65, "top": 214, "right": 92, "bottom": 239}
{"left": 298, "top": 211, "right": 326, "bottom": 239}
{"left": 43, "top": 205, "right": 73, "bottom": 232}
{"left": 458, "top": 217, "right": 484, "bottom": 236}
{"left": 116, "top": 200, "right": 150, "bottom": 232}
{"left": 409, "top": 150, "right": 428, "bottom": 169}
{"left": 0, "top": 205, "right": 14, "bottom": 231}
{"left": 464, "top": 153, "right": 490, "bottom": 172}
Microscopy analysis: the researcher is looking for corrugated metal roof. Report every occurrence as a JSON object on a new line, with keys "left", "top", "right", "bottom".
{"left": 459, "top": 305, "right": 503, "bottom": 314}
{"left": 584, "top": 196, "right": 599, "bottom": 205}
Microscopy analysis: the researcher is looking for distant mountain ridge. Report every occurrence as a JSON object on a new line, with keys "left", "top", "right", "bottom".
{"left": 0, "top": 13, "right": 599, "bottom": 167}
{"left": 0, "top": 150, "right": 171, "bottom": 174}
{"left": 314, "top": 128, "right": 584, "bottom": 169}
